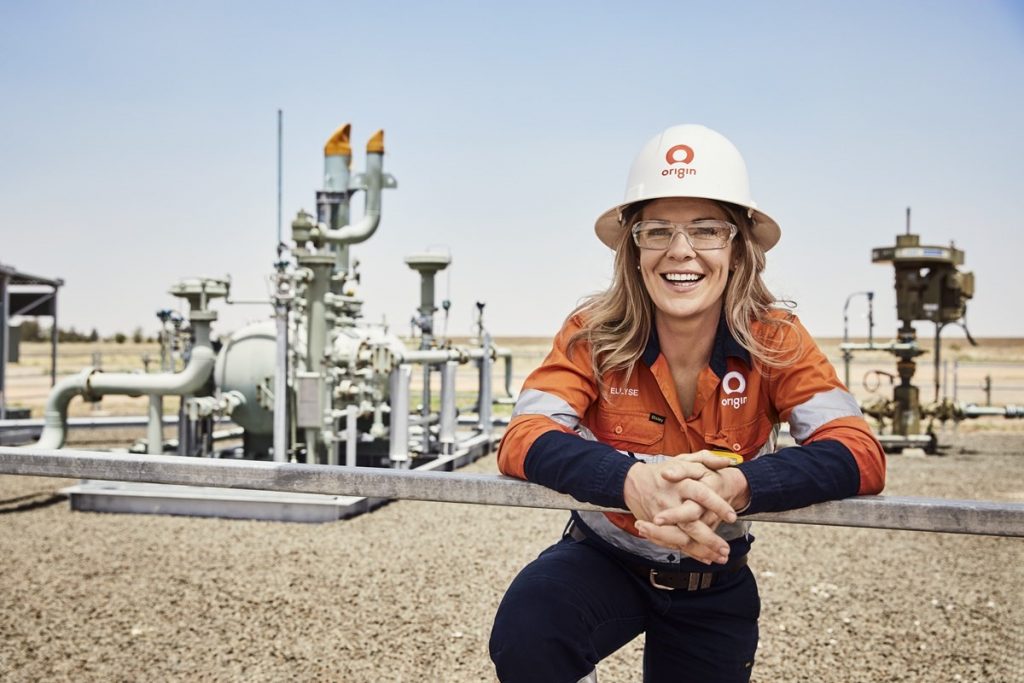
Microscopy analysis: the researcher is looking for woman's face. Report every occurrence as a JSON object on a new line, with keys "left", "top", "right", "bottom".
{"left": 636, "top": 197, "right": 734, "bottom": 326}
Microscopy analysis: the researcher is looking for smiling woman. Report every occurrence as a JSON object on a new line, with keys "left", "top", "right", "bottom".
{"left": 489, "top": 124, "right": 886, "bottom": 683}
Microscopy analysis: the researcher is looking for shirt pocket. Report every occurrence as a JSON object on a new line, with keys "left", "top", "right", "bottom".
{"left": 589, "top": 409, "right": 665, "bottom": 452}
{"left": 705, "top": 414, "right": 775, "bottom": 461}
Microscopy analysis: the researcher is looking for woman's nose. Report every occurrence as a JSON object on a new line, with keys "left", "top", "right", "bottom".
{"left": 665, "top": 230, "right": 696, "bottom": 258}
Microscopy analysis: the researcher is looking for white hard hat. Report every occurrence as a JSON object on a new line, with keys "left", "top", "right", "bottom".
{"left": 595, "top": 124, "right": 781, "bottom": 251}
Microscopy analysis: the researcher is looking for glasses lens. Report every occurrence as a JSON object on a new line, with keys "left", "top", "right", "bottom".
{"left": 685, "top": 222, "right": 734, "bottom": 250}
{"left": 633, "top": 223, "right": 675, "bottom": 249}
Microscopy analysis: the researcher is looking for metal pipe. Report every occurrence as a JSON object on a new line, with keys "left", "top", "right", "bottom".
{"left": 0, "top": 274, "right": 7, "bottom": 420}
{"left": 300, "top": 254, "right": 333, "bottom": 463}
{"left": 389, "top": 364, "right": 411, "bottom": 467}
{"left": 345, "top": 403, "right": 358, "bottom": 467}
{"left": 963, "top": 404, "right": 1024, "bottom": 419}
{"left": 322, "top": 130, "right": 386, "bottom": 247}
{"left": 34, "top": 345, "right": 216, "bottom": 450}
{"left": 2, "top": 446, "right": 1023, "bottom": 537}
{"left": 322, "top": 123, "right": 353, "bottom": 279}
{"left": 273, "top": 280, "right": 290, "bottom": 463}
{"left": 0, "top": 415, "right": 231, "bottom": 431}
{"left": 50, "top": 286, "right": 58, "bottom": 387}
{"left": 479, "top": 332, "right": 493, "bottom": 435}
{"left": 148, "top": 396, "right": 163, "bottom": 454}
{"left": 440, "top": 361, "right": 457, "bottom": 455}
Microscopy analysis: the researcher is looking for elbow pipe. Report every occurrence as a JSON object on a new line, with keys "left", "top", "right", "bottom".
{"left": 35, "top": 346, "right": 217, "bottom": 450}
{"left": 323, "top": 131, "right": 385, "bottom": 246}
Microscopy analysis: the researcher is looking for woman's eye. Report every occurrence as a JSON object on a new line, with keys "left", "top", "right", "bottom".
{"left": 646, "top": 228, "right": 672, "bottom": 239}
{"left": 691, "top": 227, "right": 719, "bottom": 238}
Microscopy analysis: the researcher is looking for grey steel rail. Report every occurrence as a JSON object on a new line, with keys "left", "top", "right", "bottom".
{"left": 1, "top": 447, "right": 1022, "bottom": 537}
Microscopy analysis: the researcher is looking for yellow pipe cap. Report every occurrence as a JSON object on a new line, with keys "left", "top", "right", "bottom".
{"left": 367, "top": 129, "right": 385, "bottom": 153}
{"left": 324, "top": 123, "right": 352, "bottom": 156}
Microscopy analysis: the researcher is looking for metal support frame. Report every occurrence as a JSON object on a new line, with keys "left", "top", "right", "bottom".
{"left": 1, "top": 447, "right": 1022, "bottom": 537}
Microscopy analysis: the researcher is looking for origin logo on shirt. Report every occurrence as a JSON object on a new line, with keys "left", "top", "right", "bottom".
{"left": 721, "top": 371, "right": 748, "bottom": 409}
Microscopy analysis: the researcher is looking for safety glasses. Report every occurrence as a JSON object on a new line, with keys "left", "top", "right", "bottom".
{"left": 631, "top": 220, "right": 738, "bottom": 251}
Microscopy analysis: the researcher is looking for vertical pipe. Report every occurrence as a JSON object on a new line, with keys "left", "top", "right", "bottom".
{"left": 479, "top": 333, "right": 493, "bottom": 436}
{"left": 389, "top": 364, "right": 411, "bottom": 467}
{"left": 953, "top": 360, "right": 959, "bottom": 403}
{"left": 867, "top": 292, "right": 875, "bottom": 347}
{"left": 273, "top": 294, "right": 289, "bottom": 463}
{"left": 50, "top": 285, "right": 58, "bottom": 387}
{"left": 422, "top": 364, "right": 432, "bottom": 453}
{"left": 942, "top": 360, "right": 949, "bottom": 402}
{"left": 345, "top": 403, "right": 358, "bottom": 467}
{"left": 323, "top": 123, "right": 352, "bottom": 282}
{"left": 302, "top": 256, "right": 333, "bottom": 464}
{"left": 440, "top": 361, "right": 457, "bottom": 454}
{"left": 177, "top": 397, "right": 189, "bottom": 457}
{"left": 148, "top": 395, "right": 163, "bottom": 454}
{"left": 0, "top": 274, "right": 7, "bottom": 420}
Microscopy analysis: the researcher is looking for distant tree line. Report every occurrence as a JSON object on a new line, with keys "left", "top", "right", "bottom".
{"left": 16, "top": 320, "right": 155, "bottom": 344}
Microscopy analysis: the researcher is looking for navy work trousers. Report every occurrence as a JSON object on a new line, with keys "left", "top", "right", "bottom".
{"left": 489, "top": 534, "right": 760, "bottom": 683}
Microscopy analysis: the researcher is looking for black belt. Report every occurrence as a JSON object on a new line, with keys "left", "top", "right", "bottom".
{"left": 568, "top": 521, "right": 748, "bottom": 592}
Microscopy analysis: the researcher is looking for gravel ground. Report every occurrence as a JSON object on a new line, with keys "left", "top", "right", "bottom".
{"left": 1, "top": 431, "right": 1022, "bottom": 682}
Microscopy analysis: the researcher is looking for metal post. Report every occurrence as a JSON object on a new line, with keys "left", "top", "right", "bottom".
{"left": 0, "top": 274, "right": 8, "bottom": 420}
{"left": 953, "top": 360, "right": 959, "bottom": 403}
{"left": 147, "top": 395, "right": 163, "bottom": 454}
{"left": 421, "top": 364, "right": 432, "bottom": 454}
{"left": 984, "top": 375, "right": 992, "bottom": 407}
{"left": 389, "top": 364, "right": 411, "bottom": 468}
{"left": 49, "top": 286, "right": 58, "bottom": 387}
{"left": 440, "top": 361, "right": 457, "bottom": 455}
{"left": 345, "top": 403, "right": 358, "bottom": 467}
{"left": 942, "top": 360, "right": 949, "bottom": 402}
{"left": 273, "top": 295, "right": 289, "bottom": 463}
{"left": 478, "top": 333, "right": 493, "bottom": 436}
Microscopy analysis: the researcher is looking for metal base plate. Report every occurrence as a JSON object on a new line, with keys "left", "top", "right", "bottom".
{"left": 61, "top": 432, "right": 498, "bottom": 523}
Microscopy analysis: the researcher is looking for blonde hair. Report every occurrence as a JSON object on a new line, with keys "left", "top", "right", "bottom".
{"left": 568, "top": 201, "right": 797, "bottom": 393}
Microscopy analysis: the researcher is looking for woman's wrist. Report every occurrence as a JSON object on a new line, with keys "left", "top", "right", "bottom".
{"left": 721, "top": 466, "right": 752, "bottom": 514}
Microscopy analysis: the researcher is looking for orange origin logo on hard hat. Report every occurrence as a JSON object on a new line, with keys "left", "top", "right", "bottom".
{"left": 662, "top": 144, "right": 696, "bottom": 179}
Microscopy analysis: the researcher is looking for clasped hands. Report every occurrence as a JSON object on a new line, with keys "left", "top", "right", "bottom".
{"left": 622, "top": 452, "right": 751, "bottom": 565}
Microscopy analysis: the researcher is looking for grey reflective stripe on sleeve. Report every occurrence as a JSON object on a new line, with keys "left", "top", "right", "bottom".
{"left": 787, "top": 387, "right": 864, "bottom": 443}
{"left": 512, "top": 388, "right": 580, "bottom": 429}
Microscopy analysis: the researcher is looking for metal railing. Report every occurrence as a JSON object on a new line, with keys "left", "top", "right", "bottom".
{"left": 1, "top": 447, "right": 1022, "bottom": 537}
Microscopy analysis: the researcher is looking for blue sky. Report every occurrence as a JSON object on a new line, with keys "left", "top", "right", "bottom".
{"left": 2, "top": 1, "right": 1022, "bottom": 339}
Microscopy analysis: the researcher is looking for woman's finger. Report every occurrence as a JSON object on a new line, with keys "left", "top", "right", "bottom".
{"left": 675, "top": 478, "right": 737, "bottom": 524}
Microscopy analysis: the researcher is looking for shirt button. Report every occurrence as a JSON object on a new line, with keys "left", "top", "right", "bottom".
{"left": 614, "top": 425, "right": 623, "bottom": 435}
{"left": 732, "top": 443, "right": 741, "bottom": 451}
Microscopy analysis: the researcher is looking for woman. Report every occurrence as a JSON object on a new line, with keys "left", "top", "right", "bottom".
{"left": 489, "top": 124, "right": 886, "bottom": 683}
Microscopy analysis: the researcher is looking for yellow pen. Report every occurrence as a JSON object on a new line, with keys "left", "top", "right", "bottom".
{"left": 709, "top": 449, "right": 743, "bottom": 465}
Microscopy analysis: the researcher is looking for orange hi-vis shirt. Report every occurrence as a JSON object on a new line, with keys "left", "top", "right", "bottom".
{"left": 497, "top": 311, "right": 885, "bottom": 567}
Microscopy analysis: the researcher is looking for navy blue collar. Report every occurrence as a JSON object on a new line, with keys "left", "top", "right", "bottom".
{"left": 641, "top": 312, "right": 751, "bottom": 378}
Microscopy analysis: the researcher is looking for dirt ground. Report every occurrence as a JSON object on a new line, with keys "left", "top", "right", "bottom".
{"left": 1, "top": 430, "right": 1022, "bottom": 682}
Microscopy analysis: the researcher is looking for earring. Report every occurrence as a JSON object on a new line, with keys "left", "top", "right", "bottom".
{"left": 636, "top": 265, "right": 641, "bottom": 271}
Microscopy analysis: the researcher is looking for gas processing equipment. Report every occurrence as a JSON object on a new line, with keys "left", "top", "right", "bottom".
{"left": 31, "top": 122, "right": 514, "bottom": 521}
{"left": 841, "top": 209, "right": 1020, "bottom": 453}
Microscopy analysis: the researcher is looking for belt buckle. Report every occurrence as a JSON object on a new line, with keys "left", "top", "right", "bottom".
{"left": 648, "top": 569, "right": 675, "bottom": 591}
